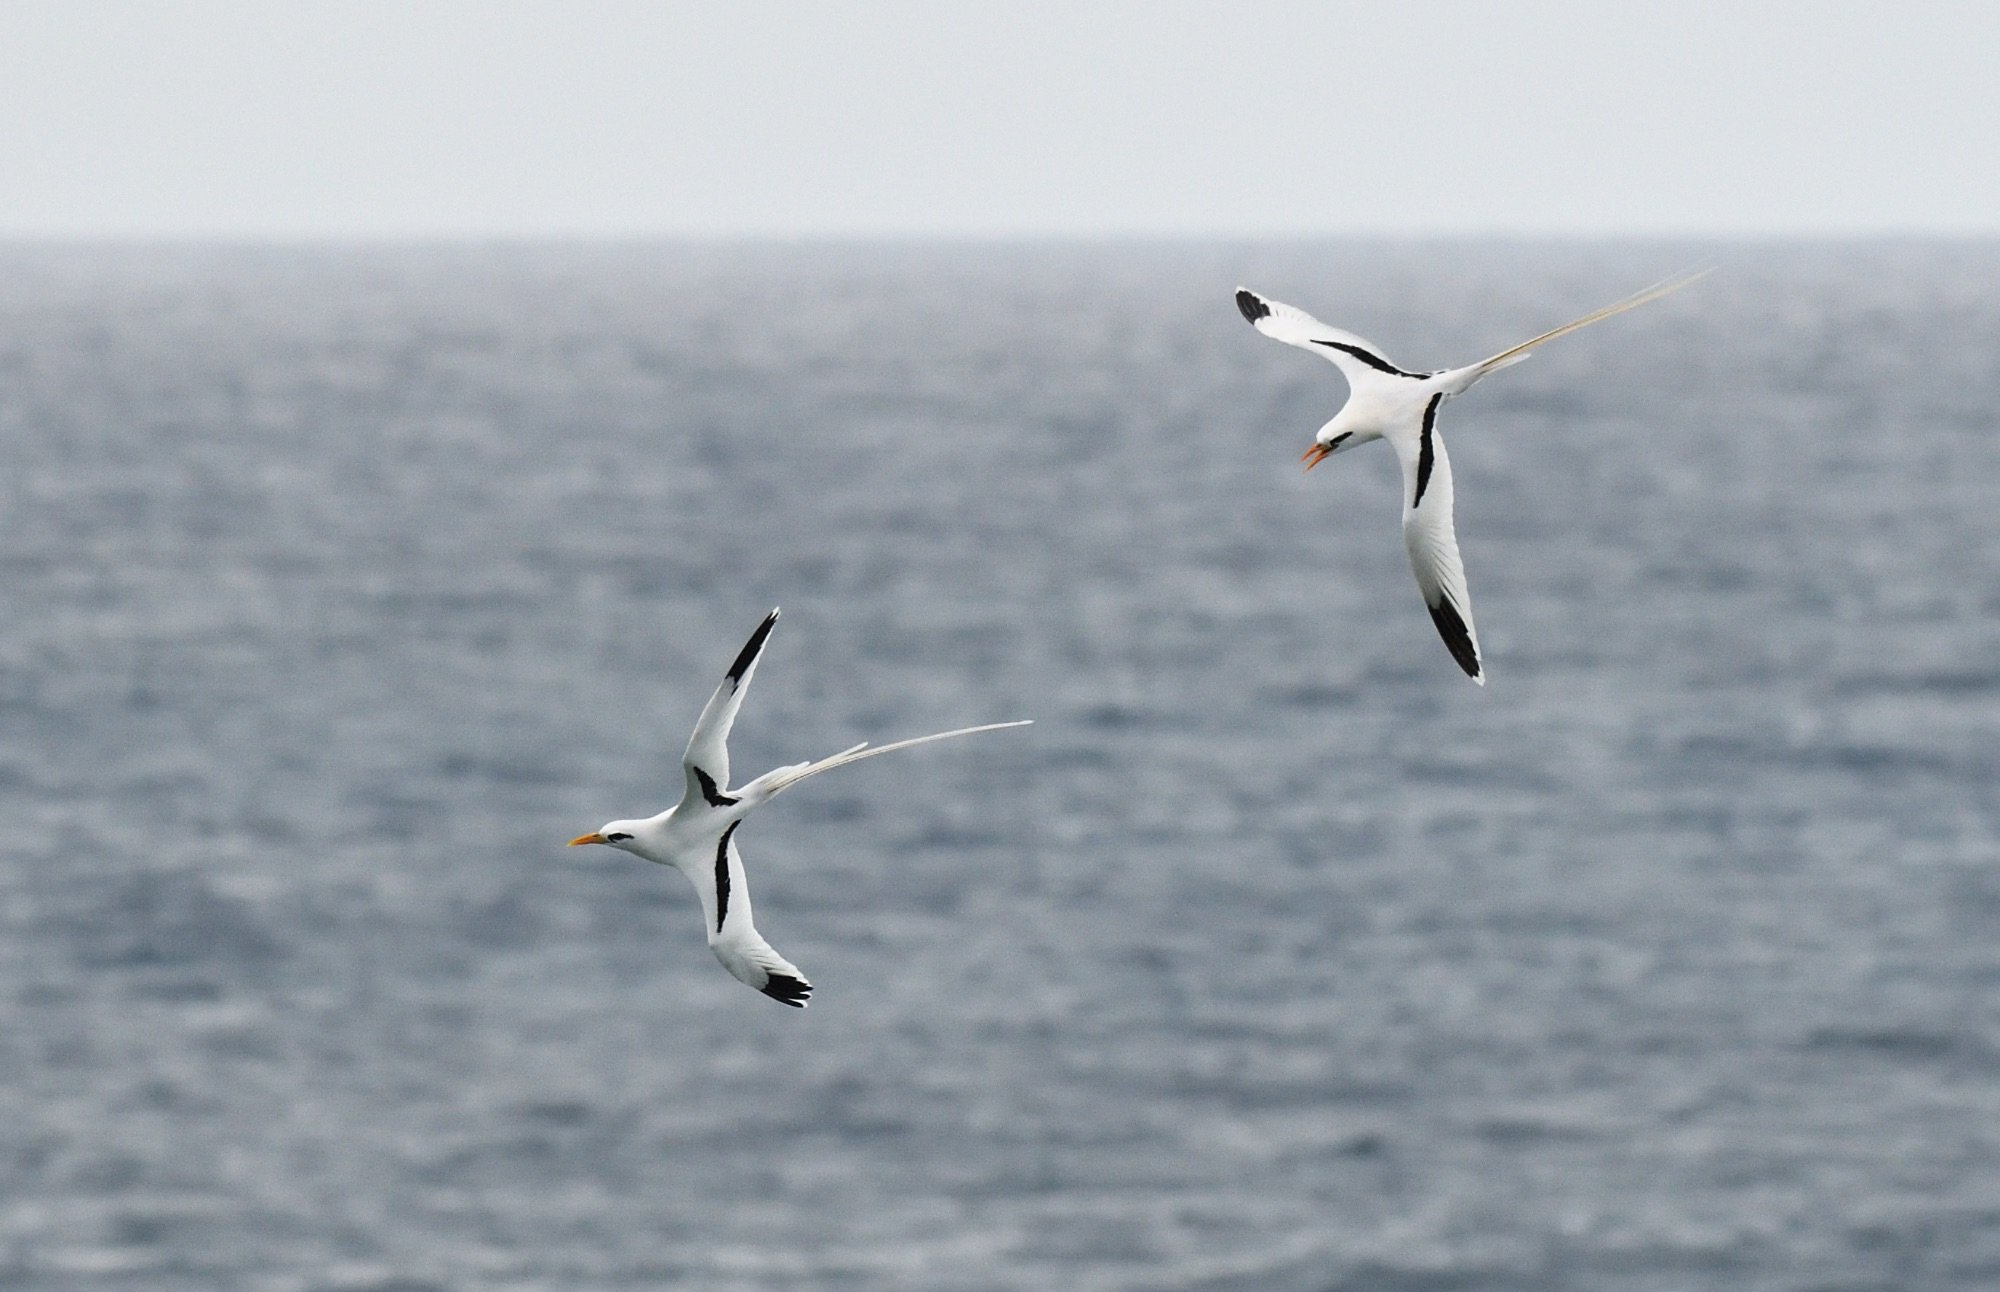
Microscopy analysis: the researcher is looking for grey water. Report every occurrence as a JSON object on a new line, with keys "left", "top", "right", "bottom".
{"left": 1, "top": 240, "right": 1996, "bottom": 1291}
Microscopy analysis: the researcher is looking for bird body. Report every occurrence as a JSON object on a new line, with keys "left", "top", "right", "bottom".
{"left": 1236, "top": 272, "right": 1708, "bottom": 683}
{"left": 570, "top": 608, "right": 1030, "bottom": 1007}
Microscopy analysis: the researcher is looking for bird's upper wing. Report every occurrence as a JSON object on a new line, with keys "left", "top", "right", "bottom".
{"left": 680, "top": 609, "right": 780, "bottom": 809}
{"left": 1396, "top": 396, "right": 1484, "bottom": 684}
{"left": 1235, "top": 287, "right": 1427, "bottom": 389}
{"left": 690, "top": 823, "right": 813, "bottom": 1008}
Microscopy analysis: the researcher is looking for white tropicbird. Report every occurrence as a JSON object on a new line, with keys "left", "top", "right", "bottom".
{"left": 1236, "top": 271, "right": 1709, "bottom": 684}
{"left": 569, "top": 609, "right": 1030, "bottom": 1007}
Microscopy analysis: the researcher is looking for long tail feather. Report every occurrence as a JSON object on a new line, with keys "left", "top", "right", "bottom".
{"left": 1473, "top": 268, "right": 1712, "bottom": 376}
{"left": 752, "top": 721, "right": 1032, "bottom": 798}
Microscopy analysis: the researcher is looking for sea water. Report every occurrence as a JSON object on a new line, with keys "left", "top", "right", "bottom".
{"left": 1, "top": 240, "right": 1996, "bottom": 1290}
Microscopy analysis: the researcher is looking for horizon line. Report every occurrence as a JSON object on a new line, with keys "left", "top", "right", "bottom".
{"left": 1, "top": 227, "right": 1997, "bottom": 247}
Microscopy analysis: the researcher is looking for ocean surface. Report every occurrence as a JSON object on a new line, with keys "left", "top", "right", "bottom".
{"left": 1, "top": 241, "right": 1996, "bottom": 1291}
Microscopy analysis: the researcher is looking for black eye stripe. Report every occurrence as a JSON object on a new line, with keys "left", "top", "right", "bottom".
{"left": 606, "top": 832, "right": 632, "bottom": 842}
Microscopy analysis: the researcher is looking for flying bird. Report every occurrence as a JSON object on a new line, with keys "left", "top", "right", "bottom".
{"left": 1236, "top": 271, "right": 1709, "bottom": 683}
{"left": 568, "top": 609, "right": 1030, "bottom": 1007}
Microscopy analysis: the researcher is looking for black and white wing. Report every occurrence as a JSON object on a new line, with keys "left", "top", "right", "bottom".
{"left": 689, "top": 823, "right": 813, "bottom": 1008}
{"left": 1235, "top": 287, "right": 1428, "bottom": 388}
{"left": 679, "top": 609, "right": 780, "bottom": 810}
{"left": 1398, "top": 396, "right": 1484, "bottom": 684}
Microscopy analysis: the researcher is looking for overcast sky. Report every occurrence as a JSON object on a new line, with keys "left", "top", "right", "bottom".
{"left": 1, "top": 1, "right": 1993, "bottom": 239}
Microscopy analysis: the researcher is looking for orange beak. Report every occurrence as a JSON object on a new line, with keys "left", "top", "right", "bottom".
{"left": 1301, "top": 442, "right": 1333, "bottom": 471}
{"left": 567, "top": 832, "right": 607, "bottom": 847}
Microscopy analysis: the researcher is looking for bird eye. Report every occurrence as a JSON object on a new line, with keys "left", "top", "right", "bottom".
{"left": 606, "top": 832, "right": 632, "bottom": 843}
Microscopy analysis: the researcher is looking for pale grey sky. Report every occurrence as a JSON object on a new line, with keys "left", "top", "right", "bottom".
{"left": 1, "top": 1, "right": 1993, "bottom": 239}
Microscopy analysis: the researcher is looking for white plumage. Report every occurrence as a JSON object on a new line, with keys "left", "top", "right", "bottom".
{"left": 569, "top": 609, "right": 1030, "bottom": 1007}
{"left": 1236, "top": 272, "right": 1709, "bottom": 683}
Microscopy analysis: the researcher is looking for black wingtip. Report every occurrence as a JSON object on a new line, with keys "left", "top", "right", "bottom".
{"left": 761, "top": 973, "right": 812, "bottom": 1008}
{"left": 1426, "top": 598, "right": 1483, "bottom": 681}
{"left": 725, "top": 609, "right": 780, "bottom": 686}
{"left": 1235, "top": 288, "right": 1270, "bottom": 324}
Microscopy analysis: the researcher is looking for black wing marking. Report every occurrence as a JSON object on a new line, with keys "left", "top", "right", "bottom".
{"left": 726, "top": 610, "right": 780, "bottom": 687}
{"left": 1413, "top": 394, "right": 1444, "bottom": 507}
{"left": 1427, "top": 597, "right": 1482, "bottom": 680}
{"left": 693, "top": 767, "right": 739, "bottom": 808}
{"left": 713, "top": 822, "right": 739, "bottom": 933}
{"left": 1310, "top": 340, "right": 1429, "bottom": 381}
{"left": 760, "top": 972, "right": 812, "bottom": 1007}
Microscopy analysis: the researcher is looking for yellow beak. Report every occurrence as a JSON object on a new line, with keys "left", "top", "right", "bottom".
{"left": 568, "top": 833, "right": 607, "bottom": 847}
{"left": 1301, "top": 442, "right": 1333, "bottom": 471}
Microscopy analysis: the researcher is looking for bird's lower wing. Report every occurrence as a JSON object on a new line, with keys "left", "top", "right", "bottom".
{"left": 742, "top": 720, "right": 1033, "bottom": 801}
{"left": 695, "top": 823, "right": 813, "bottom": 1007}
{"left": 1398, "top": 415, "right": 1484, "bottom": 684}
{"left": 680, "top": 609, "right": 780, "bottom": 808}
{"left": 1235, "top": 287, "right": 1425, "bottom": 388}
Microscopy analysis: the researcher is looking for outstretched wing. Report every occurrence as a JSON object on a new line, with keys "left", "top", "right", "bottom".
{"left": 1396, "top": 397, "right": 1484, "bottom": 684}
{"left": 1235, "top": 287, "right": 1428, "bottom": 389}
{"left": 690, "top": 823, "right": 813, "bottom": 1008}
{"left": 680, "top": 609, "right": 780, "bottom": 809}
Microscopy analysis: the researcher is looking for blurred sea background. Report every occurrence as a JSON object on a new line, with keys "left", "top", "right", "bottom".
{"left": 1, "top": 241, "right": 1996, "bottom": 1291}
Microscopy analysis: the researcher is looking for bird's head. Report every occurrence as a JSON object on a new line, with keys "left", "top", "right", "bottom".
{"left": 1301, "top": 425, "right": 1367, "bottom": 471}
{"left": 568, "top": 821, "right": 642, "bottom": 852}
